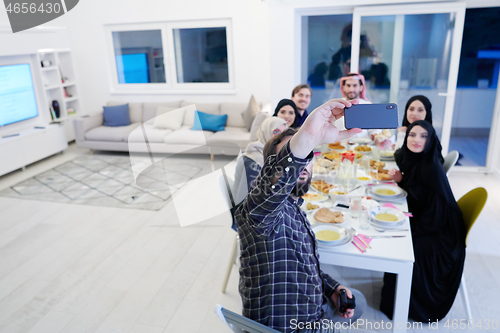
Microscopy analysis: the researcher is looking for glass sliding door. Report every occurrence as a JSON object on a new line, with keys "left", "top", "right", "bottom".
{"left": 304, "top": 14, "right": 353, "bottom": 109}
{"left": 352, "top": 15, "right": 395, "bottom": 104}
{"left": 449, "top": 7, "right": 500, "bottom": 168}
{"left": 353, "top": 12, "right": 458, "bottom": 138}
{"left": 351, "top": 3, "right": 466, "bottom": 156}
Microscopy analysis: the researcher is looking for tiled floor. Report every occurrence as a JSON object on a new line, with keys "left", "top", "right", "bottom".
{"left": 0, "top": 143, "right": 499, "bottom": 332}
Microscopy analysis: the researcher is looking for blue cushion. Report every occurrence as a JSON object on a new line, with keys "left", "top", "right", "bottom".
{"left": 103, "top": 104, "right": 131, "bottom": 127}
{"left": 191, "top": 111, "right": 227, "bottom": 132}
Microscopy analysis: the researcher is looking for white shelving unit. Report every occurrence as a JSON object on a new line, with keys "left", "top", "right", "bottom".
{"left": 37, "top": 49, "right": 80, "bottom": 142}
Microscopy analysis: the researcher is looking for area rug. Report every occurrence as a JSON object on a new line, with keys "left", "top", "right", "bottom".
{"left": 0, "top": 154, "right": 212, "bottom": 211}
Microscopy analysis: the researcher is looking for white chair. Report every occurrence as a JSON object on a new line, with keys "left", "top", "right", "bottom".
{"left": 221, "top": 233, "right": 239, "bottom": 293}
{"left": 219, "top": 169, "right": 240, "bottom": 293}
{"left": 214, "top": 304, "right": 280, "bottom": 333}
{"left": 443, "top": 150, "right": 459, "bottom": 175}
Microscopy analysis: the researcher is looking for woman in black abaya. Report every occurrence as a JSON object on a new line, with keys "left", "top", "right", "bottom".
{"left": 395, "top": 95, "right": 439, "bottom": 151}
{"left": 381, "top": 120, "right": 466, "bottom": 322}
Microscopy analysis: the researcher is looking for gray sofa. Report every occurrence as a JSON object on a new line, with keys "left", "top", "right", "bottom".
{"left": 73, "top": 100, "right": 268, "bottom": 156}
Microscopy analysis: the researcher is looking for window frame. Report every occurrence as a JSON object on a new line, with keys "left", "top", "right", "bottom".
{"left": 105, "top": 19, "right": 235, "bottom": 95}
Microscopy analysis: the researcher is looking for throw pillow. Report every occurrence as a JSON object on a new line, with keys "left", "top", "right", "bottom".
{"left": 249, "top": 112, "right": 269, "bottom": 141}
{"left": 153, "top": 106, "right": 184, "bottom": 130}
{"left": 180, "top": 104, "right": 200, "bottom": 127}
{"left": 191, "top": 111, "right": 228, "bottom": 132}
{"left": 103, "top": 104, "right": 131, "bottom": 127}
{"left": 242, "top": 95, "right": 260, "bottom": 131}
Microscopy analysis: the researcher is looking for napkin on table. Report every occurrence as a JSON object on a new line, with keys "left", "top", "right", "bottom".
{"left": 352, "top": 234, "right": 372, "bottom": 253}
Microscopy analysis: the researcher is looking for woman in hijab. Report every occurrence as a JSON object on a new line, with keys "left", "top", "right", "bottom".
{"left": 395, "top": 95, "right": 434, "bottom": 149}
{"left": 381, "top": 120, "right": 466, "bottom": 322}
{"left": 233, "top": 117, "right": 288, "bottom": 204}
{"left": 273, "top": 99, "right": 300, "bottom": 128}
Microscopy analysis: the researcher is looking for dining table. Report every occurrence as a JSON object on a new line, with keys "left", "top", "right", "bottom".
{"left": 308, "top": 148, "right": 415, "bottom": 333}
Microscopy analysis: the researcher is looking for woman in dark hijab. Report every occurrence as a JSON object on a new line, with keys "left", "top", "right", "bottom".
{"left": 273, "top": 99, "right": 300, "bottom": 128}
{"left": 381, "top": 120, "right": 466, "bottom": 322}
{"left": 395, "top": 95, "right": 434, "bottom": 149}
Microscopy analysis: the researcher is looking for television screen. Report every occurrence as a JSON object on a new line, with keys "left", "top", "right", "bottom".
{"left": 0, "top": 63, "right": 39, "bottom": 127}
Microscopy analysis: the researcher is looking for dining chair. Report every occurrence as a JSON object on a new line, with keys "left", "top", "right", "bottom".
{"left": 443, "top": 150, "right": 459, "bottom": 175}
{"left": 221, "top": 233, "right": 239, "bottom": 293}
{"left": 458, "top": 187, "right": 487, "bottom": 247}
{"left": 456, "top": 187, "right": 488, "bottom": 322}
{"left": 214, "top": 304, "right": 281, "bottom": 333}
{"left": 219, "top": 170, "right": 241, "bottom": 293}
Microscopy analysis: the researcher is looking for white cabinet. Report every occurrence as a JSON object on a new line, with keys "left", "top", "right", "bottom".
{"left": 0, "top": 141, "right": 26, "bottom": 176}
{"left": 0, "top": 124, "right": 67, "bottom": 177}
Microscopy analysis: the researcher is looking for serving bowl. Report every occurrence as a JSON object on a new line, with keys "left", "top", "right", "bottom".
{"left": 329, "top": 188, "right": 351, "bottom": 203}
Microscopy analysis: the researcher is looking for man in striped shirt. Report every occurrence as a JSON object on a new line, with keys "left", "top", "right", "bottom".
{"left": 235, "top": 99, "right": 367, "bottom": 332}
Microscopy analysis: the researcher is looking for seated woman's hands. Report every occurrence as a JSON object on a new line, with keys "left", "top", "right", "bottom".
{"left": 331, "top": 285, "right": 355, "bottom": 318}
{"left": 398, "top": 126, "right": 407, "bottom": 133}
{"left": 388, "top": 168, "right": 402, "bottom": 183}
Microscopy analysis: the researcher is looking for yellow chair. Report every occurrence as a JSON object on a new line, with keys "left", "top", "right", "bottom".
{"left": 457, "top": 187, "right": 488, "bottom": 247}
{"left": 456, "top": 187, "right": 488, "bottom": 322}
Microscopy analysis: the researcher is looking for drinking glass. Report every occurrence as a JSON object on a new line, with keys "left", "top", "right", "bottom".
{"left": 360, "top": 155, "right": 370, "bottom": 175}
{"left": 350, "top": 195, "right": 362, "bottom": 219}
{"left": 339, "top": 159, "right": 357, "bottom": 191}
{"left": 359, "top": 201, "right": 372, "bottom": 230}
{"left": 359, "top": 212, "right": 371, "bottom": 230}
{"left": 371, "top": 146, "right": 380, "bottom": 161}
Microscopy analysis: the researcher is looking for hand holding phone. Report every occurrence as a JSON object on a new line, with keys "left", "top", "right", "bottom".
{"left": 344, "top": 103, "right": 398, "bottom": 129}
{"left": 338, "top": 289, "right": 356, "bottom": 314}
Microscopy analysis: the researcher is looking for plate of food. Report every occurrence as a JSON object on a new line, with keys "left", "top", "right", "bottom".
{"left": 302, "top": 192, "right": 329, "bottom": 202}
{"left": 369, "top": 160, "right": 386, "bottom": 171}
{"left": 356, "top": 176, "right": 371, "bottom": 185}
{"left": 380, "top": 150, "right": 395, "bottom": 161}
{"left": 369, "top": 169, "right": 392, "bottom": 181}
{"left": 313, "top": 224, "right": 352, "bottom": 246}
{"left": 354, "top": 145, "right": 372, "bottom": 155}
{"left": 371, "top": 207, "right": 406, "bottom": 224}
{"left": 365, "top": 186, "right": 407, "bottom": 202}
{"left": 313, "top": 207, "right": 348, "bottom": 224}
{"left": 370, "top": 219, "right": 406, "bottom": 230}
{"left": 310, "top": 179, "right": 337, "bottom": 194}
{"left": 301, "top": 201, "right": 327, "bottom": 213}
{"left": 328, "top": 142, "right": 346, "bottom": 152}
{"left": 374, "top": 130, "right": 395, "bottom": 149}
{"left": 370, "top": 184, "right": 403, "bottom": 197}
{"left": 350, "top": 137, "right": 372, "bottom": 145}
{"left": 328, "top": 189, "right": 351, "bottom": 203}
{"left": 313, "top": 158, "right": 339, "bottom": 175}
{"left": 322, "top": 150, "right": 341, "bottom": 161}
